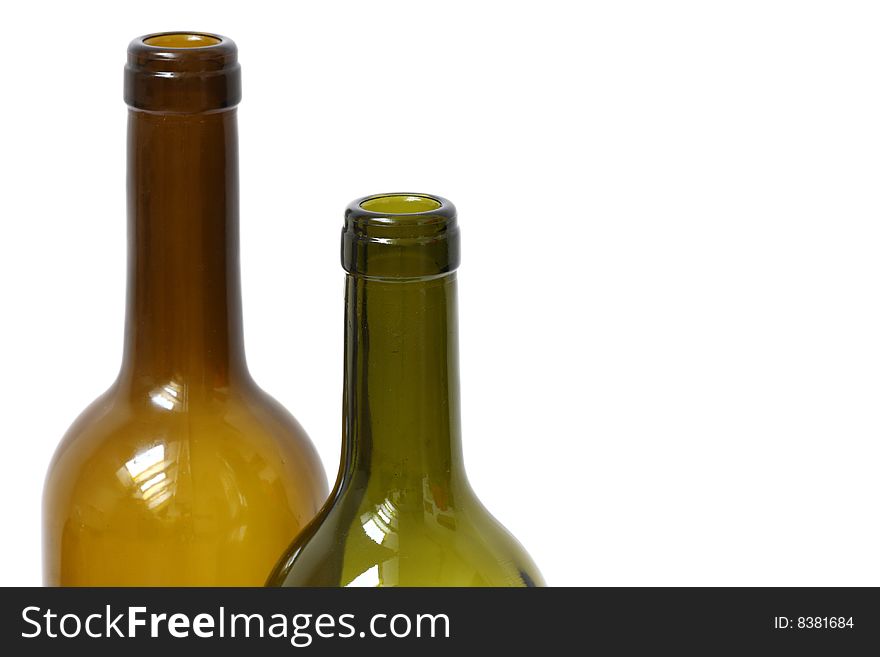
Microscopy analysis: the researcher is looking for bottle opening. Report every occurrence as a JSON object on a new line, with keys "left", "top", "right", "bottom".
{"left": 359, "top": 195, "right": 443, "bottom": 215}
{"left": 143, "top": 33, "right": 222, "bottom": 48}
{"left": 344, "top": 193, "right": 459, "bottom": 278}
{"left": 125, "top": 32, "right": 240, "bottom": 113}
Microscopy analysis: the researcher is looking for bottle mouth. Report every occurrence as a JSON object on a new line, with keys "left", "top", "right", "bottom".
{"left": 142, "top": 33, "right": 222, "bottom": 48}
{"left": 124, "top": 31, "right": 240, "bottom": 113}
{"left": 359, "top": 194, "right": 443, "bottom": 215}
{"left": 343, "top": 193, "right": 460, "bottom": 278}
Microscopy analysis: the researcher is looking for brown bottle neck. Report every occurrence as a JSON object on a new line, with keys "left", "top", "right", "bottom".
{"left": 118, "top": 107, "right": 249, "bottom": 394}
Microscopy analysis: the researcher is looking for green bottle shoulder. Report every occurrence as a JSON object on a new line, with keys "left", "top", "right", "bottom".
{"left": 270, "top": 484, "right": 544, "bottom": 587}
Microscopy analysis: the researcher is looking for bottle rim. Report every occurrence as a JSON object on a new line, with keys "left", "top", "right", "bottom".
{"left": 125, "top": 31, "right": 240, "bottom": 113}
{"left": 346, "top": 192, "right": 456, "bottom": 226}
{"left": 342, "top": 193, "right": 460, "bottom": 278}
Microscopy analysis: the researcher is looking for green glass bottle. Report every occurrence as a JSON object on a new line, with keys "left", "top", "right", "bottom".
{"left": 268, "top": 193, "right": 544, "bottom": 587}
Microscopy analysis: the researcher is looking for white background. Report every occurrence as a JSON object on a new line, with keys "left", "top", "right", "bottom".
{"left": 1, "top": 1, "right": 878, "bottom": 587}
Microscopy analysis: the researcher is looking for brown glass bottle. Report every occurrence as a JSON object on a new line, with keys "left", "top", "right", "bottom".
{"left": 42, "top": 33, "right": 328, "bottom": 586}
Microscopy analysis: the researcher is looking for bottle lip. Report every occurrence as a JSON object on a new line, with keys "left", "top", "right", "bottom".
{"left": 342, "top": 193, "right": 460, "bottom": 278}
{"left": 141, "top": 32, "right": 224, "bottom": 49}
{"left": 125, "top": 31, "right": 241, "bottom": 113}
{"left": 348, "top": 193, "right": 456, "bottom": 223}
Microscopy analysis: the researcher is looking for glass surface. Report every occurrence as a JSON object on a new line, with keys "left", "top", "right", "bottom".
{"left": 44, "top": 381, "right": 327, "bottom": 586}
{"left": 268, "top": 194, "right": 544, "bottom": 587}
{"left": 42, "top": 34, "right": 328, "bottom": 586}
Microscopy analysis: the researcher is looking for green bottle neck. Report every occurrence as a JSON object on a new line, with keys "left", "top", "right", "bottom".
{"left": 340, "top": 272, "right": 469, "bottom": 508}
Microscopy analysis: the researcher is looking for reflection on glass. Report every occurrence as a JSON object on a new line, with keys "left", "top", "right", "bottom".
{"left": 123, "top": 443, "right": 165, "bottom": 478}
{"left": 150, "top": 380, "right": 184, "bottom": 411}
{"left": 116, "top": 442, "right": 178, "bottom": 512}
{"left": 348, "top": 565, "right": 381, "bottom": 587}
{"left": 360, "top": 497, "right": 399, "bottom": 547}
{"left": 422, "top": 477, "right": 457, "bottom": 531}
{"left": 362, "top": 517, "right": 386, "bottom": 545}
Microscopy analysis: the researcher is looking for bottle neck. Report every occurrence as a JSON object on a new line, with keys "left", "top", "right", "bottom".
{"left": 341, "top": 272, "right": 468, "bottom": 508}
{"left": 118, "top": 108, "right": 248, "bottom": 394}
